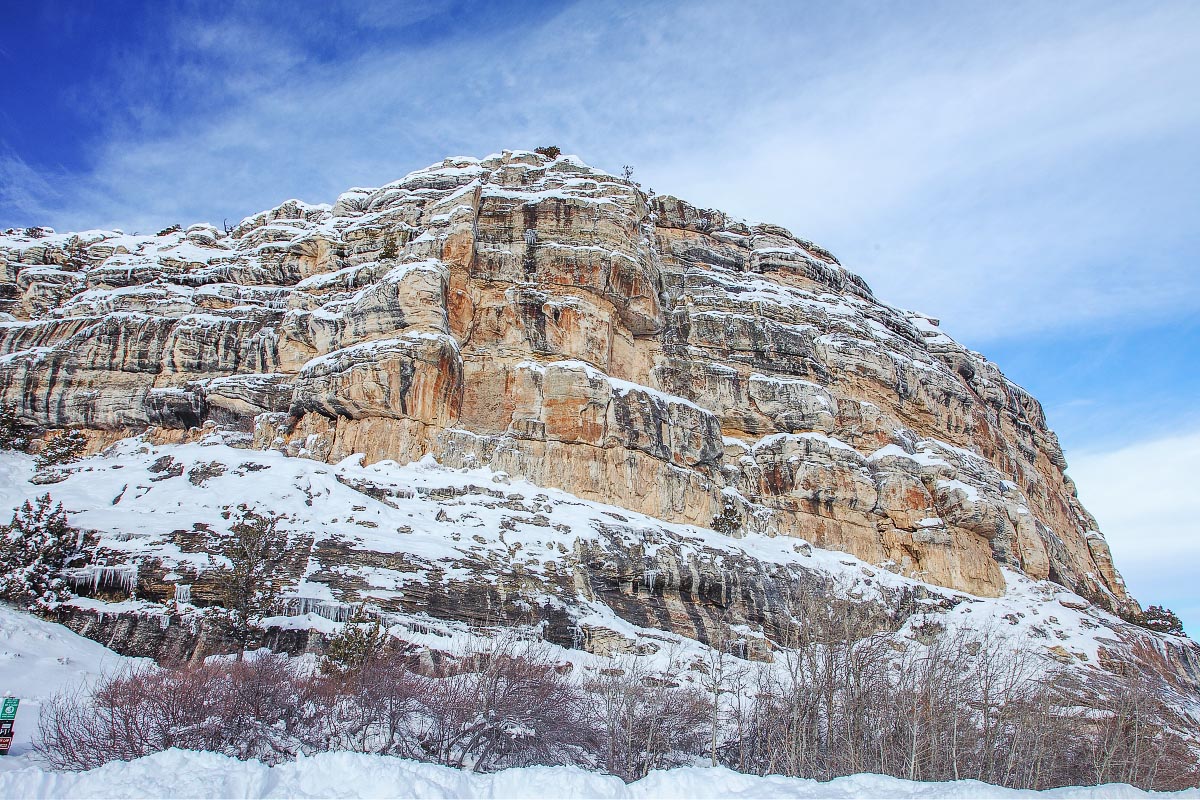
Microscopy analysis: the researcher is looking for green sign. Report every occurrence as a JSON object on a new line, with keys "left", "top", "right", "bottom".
{"left": 0, "top": 699, "right": 17, "bottom": 721}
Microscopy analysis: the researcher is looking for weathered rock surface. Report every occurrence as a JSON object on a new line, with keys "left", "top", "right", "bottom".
{"left": 0, "top": 150, "right": 1135, "bottom": 615}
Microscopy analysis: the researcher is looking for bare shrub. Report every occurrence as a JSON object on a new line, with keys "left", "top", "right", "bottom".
{"left": 585, "top": 655, "right": 712, "bottom": 781}
{"left": 37, "top": 663, "right": 229, "bottom": 770}
{"left": 36, "top": 655, "right": 313, "bottom": 770}
{"left": 33, "top": 604, "right": 1200, "bottom": 790}
{"left": 221, "top": 655, "right": 315, "bottom": 762}
{"left": 312, "top": 634, "right": 427, "bottom": 757}
{"left": 1079, "top": 641, "right": 1200, "bottom": 790}
{"left": 722, "top": 598, "right": 1199, "bottom": 792}
{"left": 422, "top": 637, "right": 596, "bottom": 771}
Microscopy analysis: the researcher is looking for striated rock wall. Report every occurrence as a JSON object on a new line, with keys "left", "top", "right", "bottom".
{"left": 0, "top": 150, "right": 1134, "bottom": 613}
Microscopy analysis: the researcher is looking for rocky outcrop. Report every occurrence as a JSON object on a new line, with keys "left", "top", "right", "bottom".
{"left": 0, "top": 150, "right": 1135, "bottom": 615}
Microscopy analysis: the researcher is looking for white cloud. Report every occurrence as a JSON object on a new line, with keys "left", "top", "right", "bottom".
{"left": 0, "top": 149, "right": 62, "bottom": 224}
{"left": 1069, "top": 430, "right": 1200, "bottom": 635}
{"left": 646, "top": 4, "right": 1200, "bottom": 342}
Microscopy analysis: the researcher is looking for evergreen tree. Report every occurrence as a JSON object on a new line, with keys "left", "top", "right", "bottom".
{"left": 1142, "top": 605, "right": 1186, "bottom": 636}
{"left": 36, "top": 429, "right": 87, "bottom": 467}
{"left": 379, "top": 236, "right": 399, "bottom": 260}
{"left": 322, "top": 609, "right": 390, "bottom": 674}
{"left": 0, "top": 494, "right": 95, "bottom": 610}
{"left": 215, "top": 507, "right": 288, "bottom": 655}
{"left": 0, "top": 402, "right": 29, "bottom": 452}
{"left": 710, "top": 495, "right": 741, "bottom": 536}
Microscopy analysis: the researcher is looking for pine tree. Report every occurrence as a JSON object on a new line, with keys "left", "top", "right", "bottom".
{"left": 1141, "top": 605, "right": 1185, "bottom": 636}
{"left": 710, "top": 495, "right": 741, "bottom": 536}
{"left": 36, "top": 429, "right": 87, "bottom": 467}
{"left": 0, "top": 494, "right": 95, "bottom": 610}
{"left": 322, "top": 609, "right": 390, "bottom": 674}
{"left": 379, "top": 236, "right": 399, "bottom": 260}
{"left": 0, "top": 402, "right": 28, "bottom": 452}
{"left": 215, "top": 507, "right": 288, "bottom": 655}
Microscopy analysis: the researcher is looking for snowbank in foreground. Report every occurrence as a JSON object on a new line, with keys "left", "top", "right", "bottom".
{"left": 0, "top": 749, "right": 1195, "bottom": 800}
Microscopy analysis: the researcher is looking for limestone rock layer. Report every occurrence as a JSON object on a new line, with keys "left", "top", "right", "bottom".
{"left": 0, "top": 150, "right": 1133, "bottom": 612}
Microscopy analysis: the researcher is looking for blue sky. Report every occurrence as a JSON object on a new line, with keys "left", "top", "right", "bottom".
{"left": 2, "top": 0, "right": 1196, "bottom": 632}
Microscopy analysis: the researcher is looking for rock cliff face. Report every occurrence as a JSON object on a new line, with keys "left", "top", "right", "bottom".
{"left": 0, "top": 149, "right": 1134, "bottom": 621}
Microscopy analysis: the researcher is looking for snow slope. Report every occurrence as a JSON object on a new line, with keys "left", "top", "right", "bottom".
{"left": 0, "top": 604, "right": 138, "bottom": 758}
{"left": 0, "top": 748, "right": 1195, "bottom": 799}
{"left": 0, "top": 438, "right": 1145, "bottom": 675}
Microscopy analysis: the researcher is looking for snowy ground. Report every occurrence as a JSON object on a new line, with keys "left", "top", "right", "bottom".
{"left": 0, "top": 603, "right": 139, "bottom": 759}
{"left": 1, "top": 747, "right": 1197, "bottom": 799}
{"left": 0, "top": 605, "right": 1195, "bottom": 798}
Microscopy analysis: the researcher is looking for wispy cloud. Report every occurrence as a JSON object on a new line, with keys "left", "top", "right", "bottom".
{"left": 4, "top": 0, "right": 1198, "bottom": 340}
{"left": 0, "top": 148, "right": 63, "bottom": 224}
{"left": 647, "top": 4, "right": 1200, "bottom": 341}
{"left": 1070, "top": 430, "right": 1200, "bottom": 636}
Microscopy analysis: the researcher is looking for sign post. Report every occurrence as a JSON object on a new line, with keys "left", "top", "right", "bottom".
{"left": 0, "top": 698, "right": 18, "bottom": 755}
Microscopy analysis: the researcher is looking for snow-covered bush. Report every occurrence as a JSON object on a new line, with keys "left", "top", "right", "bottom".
{"left": 534, "top": 145, "right": 561, "bottom": 159}
{"left": 35, "top": 429, "right": 88, "bottom": 467}
{"left": 0, "top": 494, "right": 95, "bottom": 610}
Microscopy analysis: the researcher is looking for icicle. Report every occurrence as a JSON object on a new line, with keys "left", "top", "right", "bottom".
{"left": 174, "top": 584, "right": 191, "bottom": 604}
{"left": 282, "top": 596, "right": 363, "bottom": 623}
{"left": 643, "top": 568, "right": 657, "bottom": 595}
{"left": 67, "top": 564, "right": 137, "bottom": 597}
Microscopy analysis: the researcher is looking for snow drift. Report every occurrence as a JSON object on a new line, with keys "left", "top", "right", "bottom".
{"left": 1, "top": 749, "right": 1198, "bottom": 800}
